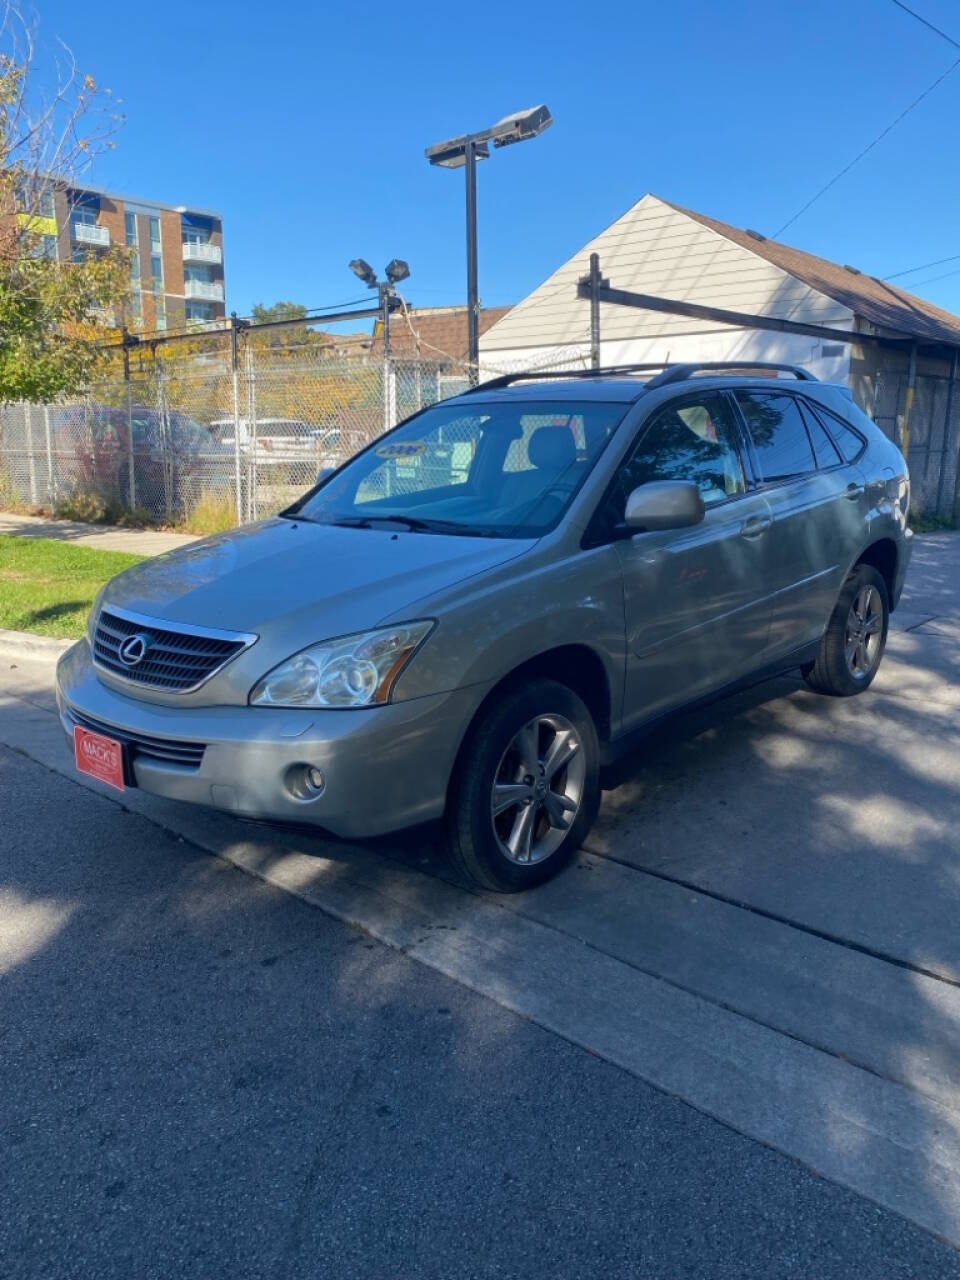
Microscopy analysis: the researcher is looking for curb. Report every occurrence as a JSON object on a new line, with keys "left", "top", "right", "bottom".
{"left": 0, "top": 628, "right": 75, "bottom": 661}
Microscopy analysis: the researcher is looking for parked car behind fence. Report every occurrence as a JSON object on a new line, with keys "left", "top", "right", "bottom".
{"left": 49, "top": 401, "right": 232, "bottom": 521}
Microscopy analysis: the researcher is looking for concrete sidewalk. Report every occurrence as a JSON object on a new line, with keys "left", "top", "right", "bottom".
{"left": 0, "top": 511, "right": 199, "bottom": 556}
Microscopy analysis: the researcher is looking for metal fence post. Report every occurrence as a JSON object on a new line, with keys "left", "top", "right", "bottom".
{"left": 23, "top": 404, "right": 38, "bottom": 505}
{"left": 245, "top": 340, "right": 258, "bottom": 521}
{"left": 230, "top": 313, "right": 243, "bottom": 526}
{"left": 122, "top": 329, "right": 136, "bottom": 513}
{"left": 42, "top": 404, "right": 54, "bottom": 507}
{"left": 384, "top": 359, "right": 397, "bottom": 432}
{"left": 156, "top": 355, "right": 174, "bottom": 521}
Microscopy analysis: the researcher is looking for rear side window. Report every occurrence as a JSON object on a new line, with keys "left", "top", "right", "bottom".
{"left": 809, "top": 405, "right": 866, "bottom": 463}
{"left": 799, "top": 402, "right": 842, "bottom": 468}
{"left": 735, "top": 392, "right": 816, "bottom": 482}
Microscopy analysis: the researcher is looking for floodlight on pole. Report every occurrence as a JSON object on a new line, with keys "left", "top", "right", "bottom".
{"left": 425, "top": 105, "right": 552, "bottom": 382}
{"left": 349, "top": 258, "right": 378, "bottom": 288}
{"left": 385, "top": 258, "right": 410, "bottom": 285}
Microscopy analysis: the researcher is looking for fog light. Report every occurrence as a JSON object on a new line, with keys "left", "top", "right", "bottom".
{"left": 285, "top": 763, "right": 326, "bottom": 802}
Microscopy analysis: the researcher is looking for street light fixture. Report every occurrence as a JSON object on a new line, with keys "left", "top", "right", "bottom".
{"left": 348, "top": 258, "right": 378, "bottom": 288}
{"left": 385, "top": 258, "right": 410, "bottom": 285}
{"left": 348, "top": 257, "right": 411, "bottom": 431}
{"left": 426, "top": 105, "right": 553, "bottom": 382}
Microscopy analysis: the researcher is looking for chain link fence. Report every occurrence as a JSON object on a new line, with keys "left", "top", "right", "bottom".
{"left": 8, "top": 327, "right": 950, "bottom": 528}
{"left": 0, "top": 328, "right": 590, "bottom": 530}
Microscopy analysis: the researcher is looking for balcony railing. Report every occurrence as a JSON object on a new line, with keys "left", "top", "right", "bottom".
{"left": 184, "top": 279, "right": 224, "bottom": 302}
{"left": 182, "top": 241, "right": 222, "bottom": 265}
{"left": 72, "top": 222, "right": 110, "bottom": 246}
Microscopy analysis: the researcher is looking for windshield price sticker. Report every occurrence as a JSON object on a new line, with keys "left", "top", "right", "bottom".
{"left": 375, "top": 441, "right": 426, "bottom": 459}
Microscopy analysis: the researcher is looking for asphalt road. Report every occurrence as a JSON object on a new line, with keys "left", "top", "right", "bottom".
{"left": 3, "top": 745, "right": 960, "bottom": 1280}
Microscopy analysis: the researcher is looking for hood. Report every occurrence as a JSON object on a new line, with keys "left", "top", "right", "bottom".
{"left": 101, "top": 518, "right": 534, "bottom": 643}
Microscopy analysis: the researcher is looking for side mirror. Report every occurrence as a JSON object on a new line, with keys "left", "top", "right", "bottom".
{"left": 624, "top": 480, "right": 705, "bottom": 532}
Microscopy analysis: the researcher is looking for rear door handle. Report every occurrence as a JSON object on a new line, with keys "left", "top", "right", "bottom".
{"left": 845, "top": 482, "right": 865, "bottom": 501}
{"left": 740, "top": 514, "right": 772, "bottom": 538}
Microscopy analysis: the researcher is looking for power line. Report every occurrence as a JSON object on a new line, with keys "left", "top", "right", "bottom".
{"left": 772, "top": 2, "right": 960, "bottom": 238}
{"left": 892, "top": 0, "right": 960, "bottom": 49}
{"left": 884, "top": 252, "right": 960, "bottom": 280}
{"left": 898, "top": 265, "right": 960, "bottom": 290}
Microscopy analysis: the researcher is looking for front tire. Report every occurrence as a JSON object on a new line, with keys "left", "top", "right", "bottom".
{"left": 445, "top": 679, "right": 600, "bottom": 892}
{"left": 803, "top": 564, "right": 889, "bottom": 696}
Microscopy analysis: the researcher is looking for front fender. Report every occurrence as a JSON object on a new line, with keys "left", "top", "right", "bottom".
{"left": 390, "top": 543, "right": 627, "bottom": 730}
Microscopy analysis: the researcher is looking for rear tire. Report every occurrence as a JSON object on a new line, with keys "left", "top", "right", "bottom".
{"left": 445, "top": 679, "right": 600, "bottom": 893}
{"left": 802, "top": 564, "right": 889, "bottom": 697}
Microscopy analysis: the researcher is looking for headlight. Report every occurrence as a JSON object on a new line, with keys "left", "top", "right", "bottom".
{"left": 249, "top": 621, "right": 434, "bottom": 708}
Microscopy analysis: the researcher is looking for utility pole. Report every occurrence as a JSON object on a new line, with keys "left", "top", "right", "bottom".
{"left": 380, "top": 281, "right": 395, "bottom": 434}
{"left": 464, "top": 137, "right": 480, "bottom": 383}
{"left": 348, "top": 259, "right": 410, "bottom": 435}
{"left": 578, "top": 252, "right": 609, "bottom": 370}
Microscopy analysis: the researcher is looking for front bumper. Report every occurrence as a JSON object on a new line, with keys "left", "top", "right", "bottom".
{"left": 56, "top": 641, "right": 485, "bottom": 837}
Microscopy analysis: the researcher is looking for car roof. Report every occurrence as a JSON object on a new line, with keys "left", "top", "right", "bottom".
{"left": 454, "top": 376, "right": 647, "bottom": 406}
{"left": 454, "top": 371, "right": 857, "bottom": 415}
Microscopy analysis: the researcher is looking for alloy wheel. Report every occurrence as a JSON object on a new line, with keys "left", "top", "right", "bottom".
{"left": 490, "top": 713, "right": 586, "bottom": 866}
{"left": 844, "top": 584, "right": 883, "bottom": 680}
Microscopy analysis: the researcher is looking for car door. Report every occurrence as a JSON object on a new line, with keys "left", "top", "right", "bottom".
{"left": 732, "top": 388, "right": 852, "bottom": 657}
{"left": 599, "top": 390, "right": 775, "bottom": 731}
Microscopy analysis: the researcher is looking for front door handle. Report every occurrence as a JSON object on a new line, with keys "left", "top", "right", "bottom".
{"left": 845, "top": 482, "right": 865, "bottom": 501}
{"left": 740, "top": 513, "right": 772, "bottom": 538}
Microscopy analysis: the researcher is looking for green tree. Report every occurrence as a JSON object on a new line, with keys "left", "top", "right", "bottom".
{"left": 0, "top": 5, "right": 128, "bottom": 402}
{"left": 250, "top": 301, "right": 309, "bottom": 325}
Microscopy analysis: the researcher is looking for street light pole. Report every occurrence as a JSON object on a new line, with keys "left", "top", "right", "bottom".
{"left": 348, "top": 257, "right": 410, "bottom": 435}
{"left": 380, "top": 281, "right": 393, "bottom": 433}
{"left": 464, "top": 138, "right": 480, "bottom": 383}
{"left": 426, "top": 106, "right": 553, "bottom": 389}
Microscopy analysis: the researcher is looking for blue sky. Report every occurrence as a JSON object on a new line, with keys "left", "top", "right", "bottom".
{"left": 37, "top": 0, "right": 960, "bottom": 322}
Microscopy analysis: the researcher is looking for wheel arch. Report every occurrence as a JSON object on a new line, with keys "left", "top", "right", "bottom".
{"left": 446, "top": 643, "right": 613, "bottom": 797}
{"left": 854, "top": 537, "right": 898, "bottom": 604}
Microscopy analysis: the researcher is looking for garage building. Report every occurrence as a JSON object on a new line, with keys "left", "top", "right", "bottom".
{"left": 480, "top": 194, "right": 960, "bottom": 521}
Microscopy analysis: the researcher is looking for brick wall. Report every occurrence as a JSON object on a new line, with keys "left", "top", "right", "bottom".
{"left": 160, "top": 210, "right": 184, "bottom": 298}
{"left": 98, "top": 196, "right": 124, "bottom": 249}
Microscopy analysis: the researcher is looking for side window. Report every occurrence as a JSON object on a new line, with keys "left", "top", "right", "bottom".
{"left": 610, "top": 392, "right": 746, "bottom": 519}
{"left": 811, "top": 405, "right": 866, "bottom": 463}
{"left": 736, "top": 392, "right": 816, "bottom": 482}
{"left": 799, "top": 401, "right": 842, "bottom": 468}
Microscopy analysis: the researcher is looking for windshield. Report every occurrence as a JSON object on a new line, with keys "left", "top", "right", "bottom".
{"left": 289, "top": 398, "right": 629, "bottom": 537}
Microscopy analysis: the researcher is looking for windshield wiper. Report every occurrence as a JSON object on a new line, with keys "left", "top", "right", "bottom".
{"left": 327, "top": 514, "right": 500, "bottom": 537}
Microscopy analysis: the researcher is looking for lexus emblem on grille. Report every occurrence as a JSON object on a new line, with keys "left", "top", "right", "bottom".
{"left": 118, "top": 633, "right": 150, "bottom": 667}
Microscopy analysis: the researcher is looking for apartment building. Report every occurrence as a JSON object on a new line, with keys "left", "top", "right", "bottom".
{"left": 21, "top": 181, "right": 226, "bottom": 330}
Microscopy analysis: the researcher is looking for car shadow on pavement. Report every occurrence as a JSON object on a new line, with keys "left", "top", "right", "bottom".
{"left": 10, "top": 745, "right": 960, "bottom": 1278}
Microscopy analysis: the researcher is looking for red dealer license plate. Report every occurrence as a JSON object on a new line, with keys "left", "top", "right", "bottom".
{"left": 73, "top": 725, "right": 126, "bottom": 791}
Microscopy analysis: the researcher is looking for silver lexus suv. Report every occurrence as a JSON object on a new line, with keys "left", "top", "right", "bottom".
{"left": 57, "top": 362, "right": 912, "bottom": 892}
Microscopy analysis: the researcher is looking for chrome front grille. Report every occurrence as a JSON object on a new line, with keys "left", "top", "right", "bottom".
{"left": 93, "top": 607, "right": 254, "bottom": 693}
{"left": 65, "top": 707, "right": 206, "bottom": 769}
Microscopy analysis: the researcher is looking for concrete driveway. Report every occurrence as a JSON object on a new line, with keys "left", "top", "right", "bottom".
{"left": 1, "top": 531, "right": 958, "bottom": 1261}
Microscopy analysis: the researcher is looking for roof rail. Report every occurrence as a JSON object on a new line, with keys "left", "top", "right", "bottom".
{"left": 645, "top": 361, "right": 818, "bottom": 389}
{"left": 466, "top": 363, "right": 671, "bottom": 394}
